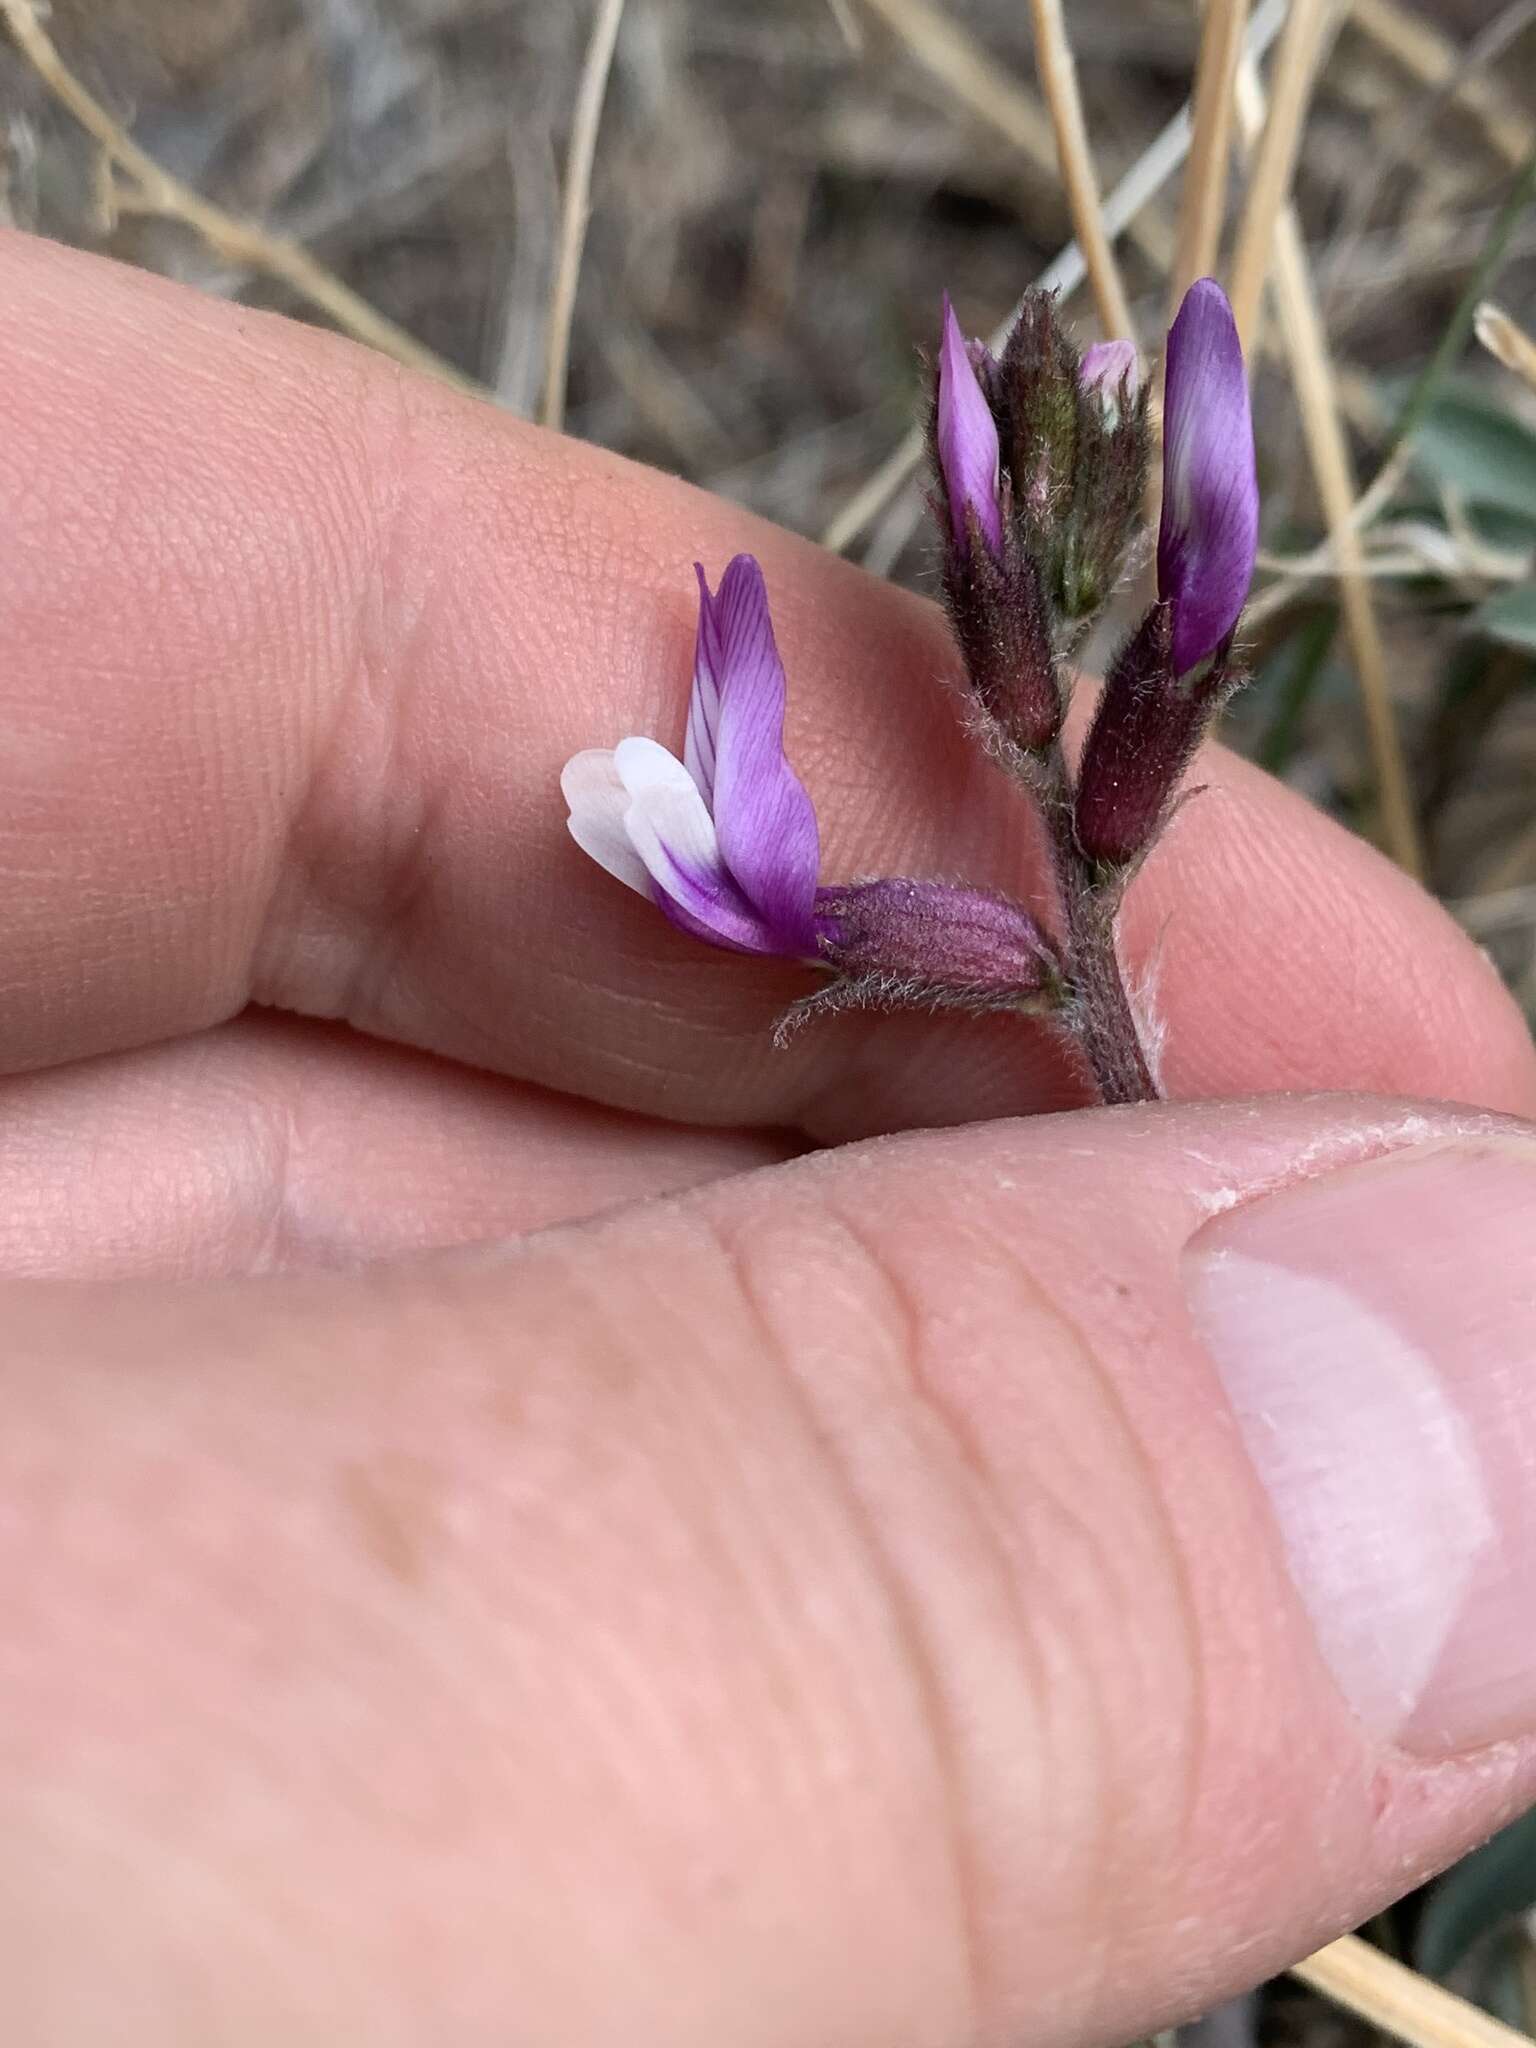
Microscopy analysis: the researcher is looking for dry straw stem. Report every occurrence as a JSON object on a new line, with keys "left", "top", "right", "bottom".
{"left": 1476, "top": 300, "right": 1536, "bottom": 394}
{"left": 0, "top": 0, "right": 480, "bottom": 398}
{"left": 856, "top": 0, "right": 1056, "bottom": 173}
{"left": 1294, "top": 1934, "right": 1536, "bottom": 2048}
{"left": 825, "top": 0, "right": 866, "bottom": 51}
{"left": 1169, "top": 0, "right": 1250, "bottom": 309}
{"left": 852, "top": 0, "right": 1172, "bottom": 272}
{"left": 542, "top": 0, "right": 628, "bottom": 431}
{"left": 1235, "top": 61, "right": 1424, "bottom": 876}
{"left": 1226, "top": 0, "right": 1340, "bottom": 351}
{"left": 820, "top": 0, "right": 1293, "bottom": 557}
{"left": 1024, "top": 0, "right": 1135, "bottom": 341}
{"left": 1349, "top": 0, "right": 1534, "bottom": 170}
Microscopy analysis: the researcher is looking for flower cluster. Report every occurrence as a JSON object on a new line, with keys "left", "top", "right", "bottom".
{"left": 562, "top": 279, "right": 1259, "bottom": 1103}
{"left": 562, "top": 555, "right": 1061, "bottom": 1021}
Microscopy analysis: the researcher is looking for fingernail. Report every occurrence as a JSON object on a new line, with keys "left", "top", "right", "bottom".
{"left": 1184, "top": 1138, "right": 1536, "bottom": 1756}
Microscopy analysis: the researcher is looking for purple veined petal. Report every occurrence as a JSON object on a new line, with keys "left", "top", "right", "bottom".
{"left": 613, "top": 735, "right": 782, "bottom": 955}
{"left": 1080, "top": 338, "right": 1140, "bottom": 402}
{"left": 1157, "top": 277, "right": 1259, "bottom": 675}
{"left": 937, "top": 293, "right": 1004, "bottom": 562}
{"left": 561, "top": 748, "right": 651, "bottom": 896}
{"left": 684, "top": 562, "right": 722, "bottom": 801}
{"left": 697, "top": 556, "right": 823, "bottom": 955}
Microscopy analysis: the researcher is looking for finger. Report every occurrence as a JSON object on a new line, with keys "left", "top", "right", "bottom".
{"left": 5, "top": 1098, "right": 1536, "bottom": 2044}
{"left": 0, "top": 232, "right": 1531, "bottom": 1135}
{"left": 0, "top": 1012, "right": 788, "bottom": 1277}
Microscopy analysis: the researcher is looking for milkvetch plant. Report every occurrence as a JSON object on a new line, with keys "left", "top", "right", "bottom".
{"left": 562, "top": 278, "right": 1259, "bottom": 1105}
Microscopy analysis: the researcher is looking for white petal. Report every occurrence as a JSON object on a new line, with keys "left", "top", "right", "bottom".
{"left": 613, "top": 736, "right": 723, "bottom": 879}
{"left": 614, "top": 736, "right": 775, "bottom": 951}
{"left": 561, "top": 748, "right": 650, "bottom": 896}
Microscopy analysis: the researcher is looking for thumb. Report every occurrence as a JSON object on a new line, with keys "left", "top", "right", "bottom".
{"left": 7, "top": 1094, "right": 1536, "bottom": 2046}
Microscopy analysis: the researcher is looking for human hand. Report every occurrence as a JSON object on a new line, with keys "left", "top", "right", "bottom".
{"left": 4, "top": 230, "right": 1536, "bottom": 2045}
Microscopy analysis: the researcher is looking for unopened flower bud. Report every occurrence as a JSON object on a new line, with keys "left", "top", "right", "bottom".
{"left": 1072, "top": 600, "right": 1240, "bottom": 871}
{"left": 815, "top": 877, "right": 1062, "bottom": 1012}
{"left": 935, "top": 294, "right": 1004, "bottom": 563}
{"left": 998, "top": 291, "right": 1081, "bottom": 571}
{"left": 1158, "top": 279, "right": 1259, "bottom": 676}
{"left": 997, "top": 295, "right": 1151, "bottom": 628}
{"left": 931, "top": 294, "right": 1063, "bottom": 753}
{"left": 1079, "top": 339, "right": 1140, "bottom": 423}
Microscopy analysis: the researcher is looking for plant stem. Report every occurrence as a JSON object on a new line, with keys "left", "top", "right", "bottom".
{"left": 1041, "top": 752, "right": 1157, "bottom": 1105}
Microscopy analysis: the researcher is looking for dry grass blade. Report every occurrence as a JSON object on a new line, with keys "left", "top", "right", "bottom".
{"left": 1169, "top": 0, "right": 1249, "bottom": 309}
{"left": 542, "top": 0, "right": 628, "bottom": 431}
{"left": 1025, "top": 0, "right": 1135, "bottom": 339}
{"left": 1227, "top": 0, "right": 1340, "bottom": 350}
{"left": 825, "top": 0, "right": 866, "bottom": 50}
{"left": 1294, "top": 1935, "right": 1536, "bottom": 2048}
{"left": 854, "top": 0, "right": 1174, "bottom": 272}
{"left": 0, "top": 0, "right": 480, "bottom": 397}
{"left": 1348, "top": 0, "right": 1535, "bottom": 171}
{"left": 1235, "top": 56, "right": 1424, "bottom": 875}
{"left": 1475, "top": 299, "right": 1536, "bottom": 394}
{"left": 854, "top": 0, "right": 1068, "bottom": 196}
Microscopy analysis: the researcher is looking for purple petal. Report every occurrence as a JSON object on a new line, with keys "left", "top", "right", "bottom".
{"left": 684, "top": 563, "right": 721, "bottom": 801}
{"left": 1157, "top": 278, "right": 1258, "bottom": 675}
{"left": 937, "top": 294, "right": 1004, "bottom": 561}
{"left": 613, "top": 737, "right": 780, "bottom": 954}
{"left": 699, "top": 556, "right": 822, "bottom": 954}
{"left": 1080, "top": 338, "right": 1139, "bottom": 401}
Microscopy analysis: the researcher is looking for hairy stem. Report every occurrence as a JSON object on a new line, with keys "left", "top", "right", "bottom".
{"left": 1040, "top": 749, "right": 1157, "bottom": 1106}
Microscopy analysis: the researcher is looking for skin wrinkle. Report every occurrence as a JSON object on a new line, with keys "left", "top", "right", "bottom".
{"left": 1033, "top": 1270, "right": 1211, "bottom": 1962}
{"left": 811, "top": 1166, "right": 1215, "bottom": 2037}
{"left": 600, "top": 1207, "right": 935, "bottom": 1843}
{"left": 503, "top": 1206, "right": 974, "bottom": 2046}
{"left": 250, "top": 377, "right": 426, "bottom": 1028}
{"left": 809, "top": 1192, "right": 1057, "bottom": 2038}
{"left": 718, "top": 1172, "right": 1227, "bottom": 2038}
{"left": 700, "top": 1195, "right": 986, "bottom": 2046}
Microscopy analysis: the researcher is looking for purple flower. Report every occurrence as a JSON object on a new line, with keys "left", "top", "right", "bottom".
{"left": 1157, "top": 278, "right": 1258, "bottom": 676}
{"left": 936, "top": 294, "right": 1004, "bottom": 562}
{"left": 1079, "top": 338, "right": 1139, "bottom": 411}
{"left": 562, "top": 555, "right": 822, "bottom": 956}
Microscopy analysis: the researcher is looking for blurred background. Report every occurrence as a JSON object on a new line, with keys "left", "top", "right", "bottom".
{"left": 0, "top": 2, "right": 1533, "bottom": 2042}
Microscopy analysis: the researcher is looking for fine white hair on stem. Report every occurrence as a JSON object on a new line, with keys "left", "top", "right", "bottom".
{"left": 541, "top": 0, "right": 628, "bottom": 432}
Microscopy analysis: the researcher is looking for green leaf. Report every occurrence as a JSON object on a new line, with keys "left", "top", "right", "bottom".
{"left": 1389, "top": 493, "right": 1536, "bottom": 555}
{"left": 1469, "top": 580, "right": 1536, "bottom": 655}
{"left": 1250, "top": 607, "right": 1342, "bottom": 772}
{"left": 1415, "top": 1804, "right": 1536, "bottom": 1980}
{"left": 1402, "top": 380, "right": 1536, "bottom": 524}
